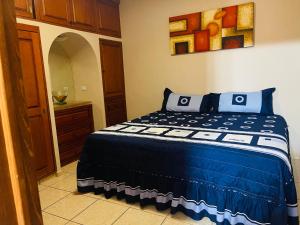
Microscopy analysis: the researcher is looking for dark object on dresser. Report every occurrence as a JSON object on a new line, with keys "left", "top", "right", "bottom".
{"left": 55, "top": 103, "right": 94, "bottom": 166}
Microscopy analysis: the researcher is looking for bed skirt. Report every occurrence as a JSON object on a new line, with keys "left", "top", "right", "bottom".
{"left": 77, "top": 163, "right": 296, "bottom": 225}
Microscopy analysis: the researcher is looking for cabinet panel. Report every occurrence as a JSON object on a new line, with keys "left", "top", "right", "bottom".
{"left": 97, "top": 0, "right": 121, "bottom": 37}
{"left": 105, "top": 96, "right": 127, "bottom": 126}
{"left": 29, "top": 116, "right": 48, "bottom": 172}
{"left": 15, "top": 0, "right": 122, "bottom": 38}
{"left": 100, "top": 40, "right": 125, "bottom": 96}
{"left": 15, "top": 0, "right": 33, "bottom": 18}
{"left": 35, "top": 0, "right": 70, "bottom": 26}
{"left": 70, "top": 0, "right": 97, "bottom": 31}
{"left": 18, "top": 37, "right": 40, "bottom": 109}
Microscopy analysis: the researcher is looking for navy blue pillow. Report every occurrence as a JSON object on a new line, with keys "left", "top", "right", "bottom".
{"left": 211, "top": 88, "right": 276, "bottom": 115}
{"left": 161, "top": 88, "right": 211, "bottom": 113}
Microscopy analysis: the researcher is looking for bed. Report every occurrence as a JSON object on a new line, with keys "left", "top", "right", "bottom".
{"left": 77, "top": 110, "right": 298, "bottom": 225}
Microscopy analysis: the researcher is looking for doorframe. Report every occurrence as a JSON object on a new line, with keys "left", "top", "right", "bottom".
{"left": 0, "top": 1, "right": 43, "bottom": 224}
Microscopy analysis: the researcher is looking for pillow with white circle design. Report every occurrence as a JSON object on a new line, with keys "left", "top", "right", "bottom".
{"left": 211, "top": 88, "right": 275, "bottom": 114}
{"left": 161, "top": 88, "right": 211, "bottom": 113}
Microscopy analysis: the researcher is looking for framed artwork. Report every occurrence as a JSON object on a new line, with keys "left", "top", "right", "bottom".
{"left": 169, "top": 2, "right": 254, "bottom": 55}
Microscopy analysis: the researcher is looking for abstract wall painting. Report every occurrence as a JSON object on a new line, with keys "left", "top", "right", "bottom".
{"left": 169, "top": 2, "right": 254, "bottom": 55}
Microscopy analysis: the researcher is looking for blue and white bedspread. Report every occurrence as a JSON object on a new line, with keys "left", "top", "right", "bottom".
{"left": 77, "top": 111, "right": 299, "bottom": 225}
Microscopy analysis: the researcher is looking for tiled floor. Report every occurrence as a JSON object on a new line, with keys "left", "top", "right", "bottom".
{"left": 39, "top": 160, "right": 300, "bottom": 225}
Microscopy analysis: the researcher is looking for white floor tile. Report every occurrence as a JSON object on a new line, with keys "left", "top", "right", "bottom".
{"left": 72, "top": 200, "right": 128, "bottom": 225}
{"left": 44, "top": 193, "right": 96, "bottom": 220}
{"left": 62, "top": 161, "right": 78, "bottom": 174}
{"left": 113, "top": 208, "right": 165, "bottom": 225}
{"left": 39, "top": 187, "right": 70, "bottom": 210}
{"left": 38, "top": 184, "right": 47, "bottom": 192}
{"left": 40, "top": 172, "right": 72, "bottom": 186}
{"left": 162, "top": 217, "right": 192, "bottom": 225}
{"left": 50, "top": 174, "right": 77, "bottom": 192}
{"left": 65, "top": 222, "right": 82, "bottom": 225}
{"left": 42, "top": 212, "right": 68, "bottom": 225}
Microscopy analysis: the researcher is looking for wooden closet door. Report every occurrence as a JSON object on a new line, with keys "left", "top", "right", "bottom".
{"left": 17, "top": 24, "right": 55, "bottom": 180}
{"left": 100, "top": 39, "right": 127, "bottom": 126}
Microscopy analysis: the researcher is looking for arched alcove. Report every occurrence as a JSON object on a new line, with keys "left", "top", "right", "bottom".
{"left": 48, "top": 32, "right": 103, "bottom": 130}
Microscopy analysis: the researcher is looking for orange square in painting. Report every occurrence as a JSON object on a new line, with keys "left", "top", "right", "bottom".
{"left": 170, "top": 13, "right": 201, "bottom": 37}
{"left": 194, "top": 30, "right": 210, "bottom": 52}
{"left": 222, "top": 6, "right": 237, "bottom": 28}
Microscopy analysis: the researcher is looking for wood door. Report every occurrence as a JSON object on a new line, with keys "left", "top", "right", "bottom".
{"left": 17, "top": 24, "right": 55, "bottom": 180}
{"left": 97, "top": 0, "right": 121, "bottom": 37}
{"left": 15, "top": 0, "right": 33, "bottom": 18}
{"left": 69, "top": 0, "right": 97, "bottom": 32}
{"left": 35, "top": 0, "right": 70, "bottom": 26}
{"left": 100, "top": 39, "right": 127, "bottom": 126}
{"left": 0, "top": 1, "right": 42, "bottom": 224}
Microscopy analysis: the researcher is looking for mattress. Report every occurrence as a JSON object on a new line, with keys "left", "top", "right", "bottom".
{"left": 77, "top": 111, "right": 299, "bottom": 225}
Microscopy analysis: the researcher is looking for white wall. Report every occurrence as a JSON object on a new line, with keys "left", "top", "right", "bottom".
{"left": 17, "top": 18, "right": 121, "bottom": 172}
{"left": 49, "top": 33, "right": 104, "bottom": 131}
{"left": 49, "top": 43, "right": 76, "bottom": 102}
{"left": 120, "top": 0, "right": 300, "bottom": 158}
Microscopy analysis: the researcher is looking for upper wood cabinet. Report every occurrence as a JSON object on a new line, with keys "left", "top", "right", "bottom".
{"left": 97, "top": 0, "right": 121, "bottom": 37}
{"left": 16, "top": 0, "right": 121, "bottom": 37}
{"left": 69, "top": 0, "right": 97, "bottom": 32}
{"left": 15, "top": 0, "right": 34, "bottom": 18}
{"left": 35, "top": 0, "right": 71, "bottom": 26}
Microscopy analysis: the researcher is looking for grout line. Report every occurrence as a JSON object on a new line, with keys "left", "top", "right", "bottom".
{"left": 160, "top": 214, "right": 168, "bottom": 225}
{"left": 42, "top": 211, "right": 71, "bottom": 223}
{"left": 39, "top": 172, "right": 73, "bottom": 187}
{"left": 44, "top": 185, "right": 74, "bottom": 193}
{"left": 42, "top": 192, "right": 72, "bottom": 211}
{"left": 64, "top": 220, "right": 83, "bottom": 225}
{"left": 68, "top": 198, "right": 98, "bottom": 221}
{"left": 111, "top": 207, "right": 130, "bottom": 225}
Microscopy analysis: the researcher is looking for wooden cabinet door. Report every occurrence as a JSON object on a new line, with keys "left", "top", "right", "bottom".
{"left": 100, "top": 39, "right": 127, "bottom": 126}
{"left": 15, "top": 0, "right": 33, "bottom": 18}
{"left": 35, "top": 0, "right": 70, "bottom": 26}
{"left": 17, "top": 24, "right": 55, "bottom": 180}
{"left": 69, "top": 0, "right": 97, "bottom": 32}
{"left": 97, "top": 0, "right": 121, "bottom": 37}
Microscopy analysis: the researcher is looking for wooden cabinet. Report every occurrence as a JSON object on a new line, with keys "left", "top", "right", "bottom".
{"left": 17, "top": 24, "right": 56, "bottom": 180}
{"left": 69, "top": 0, "right": 97, "bottom": 32}
{"left": 55, "top": 104, "right": 94, "bottom": 166}
{"left": 15, "top": 0, "right": 34, "bottom": 18}
{"left": 35, "top": 0, "right": 71, "bottom": 26}
{"left": 100, "top": 39, "right": 127, "bottom": 126}
{"left": 15, "top": 0, "right": 121, "bottom": 37}
{"left": 97, "top": 0, "right": 121, "bottom": 37}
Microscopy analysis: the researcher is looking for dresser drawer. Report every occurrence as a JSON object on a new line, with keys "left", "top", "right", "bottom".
{"left": 55, "top": 104, "right": 94, "bottom": 165}
{"left": 56, "top": 110, "right": 89, "bottom": 130}
{"left": 57, "top": 127, "right": 91, "bottom": 145}
{"left": 59, "top": 137, "right": 86, "bottom": 166}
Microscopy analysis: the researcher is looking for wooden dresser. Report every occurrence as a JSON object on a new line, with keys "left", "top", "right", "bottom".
{"left": 54, "top": 102, "right": 94, "bottom": 166}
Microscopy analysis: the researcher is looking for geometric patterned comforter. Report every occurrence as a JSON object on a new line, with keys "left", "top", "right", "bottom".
{"left": 77, "top": 111, "right": 298, "bottom": 225}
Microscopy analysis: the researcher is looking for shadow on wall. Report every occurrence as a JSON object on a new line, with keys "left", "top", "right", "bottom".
{"left": 48, "top": 32, "right": 103, "bottom": 130}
